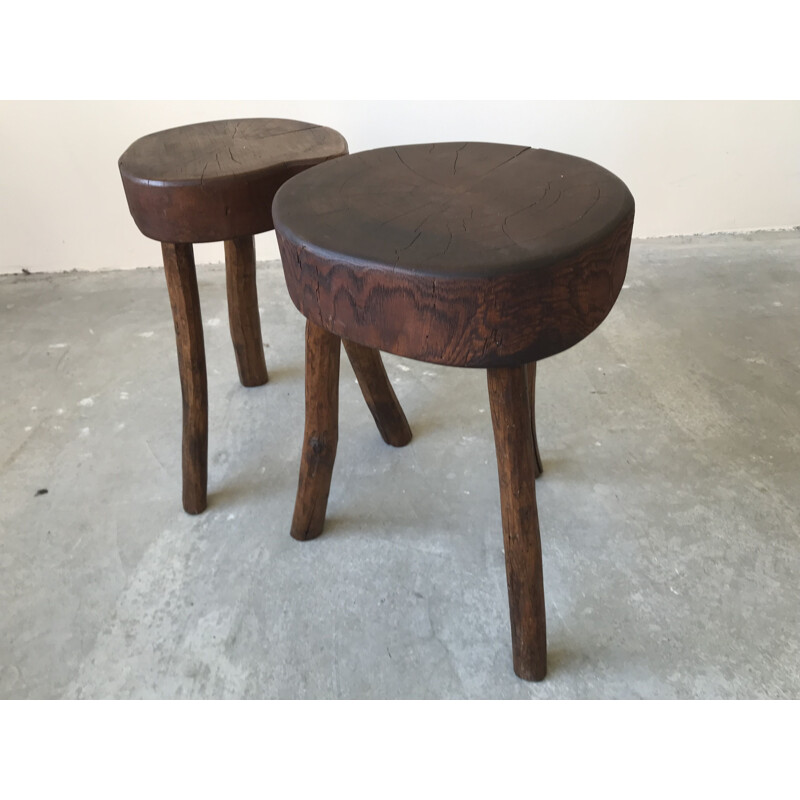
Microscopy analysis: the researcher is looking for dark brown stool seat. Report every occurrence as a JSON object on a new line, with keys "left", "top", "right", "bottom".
{"left": 273, "top": 142, "right": 635, "bottom": 680}
{"left": 119, "top": 119, "right": 411, "bottom": 514}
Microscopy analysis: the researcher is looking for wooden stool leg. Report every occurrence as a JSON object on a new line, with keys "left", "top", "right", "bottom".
{"left": 291, "top": 320, "right": 341, "bottom": 541}
{"left": 342, "top": 340, "right": 412, "bottom": 447}
{"left": 162, "top": 242, "right": 208, "bottom": 515}
{"left": 224, "top": 235, "right": 269, "bottom": 387}
{"left": 488, "top": 366, "right": 547, "bottom": 681}
{"left": 525, "top": 362, "right": 544, "bottom": 478}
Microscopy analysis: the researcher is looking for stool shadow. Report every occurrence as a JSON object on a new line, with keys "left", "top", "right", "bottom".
{"left": 314, "top": 514, "right": 363, "bottom": 538}
{"left": 206, "top": 482, "right": 263, "bottom": 511}
{"left": 397, "top": 418, "right": 439, "bottom": 441}
{"left": 535, "top": 456, "right": 583, "bottom": 482}
{"left": 258, "top": 363, "right": 304, "bottom": 384}
{"left": 542, "top": 644, "right": 582, "bottom": 679}
{"left": 206, "top": 464, "right": 295, "bottom": 511}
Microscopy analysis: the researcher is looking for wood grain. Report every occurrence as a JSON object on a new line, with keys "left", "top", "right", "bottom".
{"left": 291, "top": 320, "right": 341, "bottom": 541}
{"left": 162, "top": 242, "right": 208, "bottom": 514}
{"left": 224, "top": 235, "right": 268, "bottom": 387}
{"left": 342, "top": 340, "right": 412, "bottom": 447}
{"left": 275, "top": 142, "right": 634, "bottom": 367}
{"left": 488, "top": 365, "right": 547, "bottom": 681}
{"left": 119, "top": 118, "right": 348, "bottom": 243}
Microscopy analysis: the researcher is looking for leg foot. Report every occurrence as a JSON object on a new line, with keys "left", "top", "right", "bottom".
{"left": 291, "top": 320, "right": 341, "bottom": 541}
{"left": 525, "top": 362, "right": 543, "bottom": 478}
{"left": 162, "top": 242, "right": 208, "bottom": 514}
{"left": 488, "top": 365, "right": 547, "bottom": 681}
{"left": 342, "top": 340, "right": 412, "bottom": 447}
{"left": 225, "top": 236, "right": 268, "bottom": 387}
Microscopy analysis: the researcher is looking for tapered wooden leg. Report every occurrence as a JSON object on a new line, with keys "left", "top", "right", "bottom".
{"left": 224, "top": 235, "right": 268, "bottom": 387}
{"left": 488, "top": 366, "right": 547, "bottom": 681}
{"left": 162, "top": 242, "right": 208, "bottom": 515}
{"left": 525, "top": 362, "right": 544, "bottom": 478}
{"left": 342, "top": 340, "right": 412, "bottom": 447}
{"left": 291, "top": 320, "right": 341, "bottom": 541}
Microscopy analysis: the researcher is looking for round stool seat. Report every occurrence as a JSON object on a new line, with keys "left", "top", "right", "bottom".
{"left": 274, "top": 142, "right": 634, "bottom": 367}
{"left": 119, "top": 118, "right": 348, "bottom": 243}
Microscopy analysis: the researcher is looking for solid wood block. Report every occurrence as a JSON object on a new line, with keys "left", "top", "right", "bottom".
{"left": 119, "top": 118, "right": 348, "bottom": 243}
{"left": 275, "top": 142, "right": 635, "bottom": 368}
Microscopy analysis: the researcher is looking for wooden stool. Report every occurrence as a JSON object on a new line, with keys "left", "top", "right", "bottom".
{"left": 273, "top": 142, "right": 635, "bottom": 680}
{"left": 119, "top": 119, "right": 411, "bottom": 514}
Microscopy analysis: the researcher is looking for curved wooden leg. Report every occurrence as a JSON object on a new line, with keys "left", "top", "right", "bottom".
{"left": 291, "top": 320, "right": 341, "bottom": 541}
{"left": 488, "top": 366, "right": 547, "bottom": 681}
{"left": 224, "top": 236, "right": 268, "bottom": 387}
{"left": 342, "top": 340, "right": 412, "bottom": 447}
{"left": 162, "top": 242, "right": 208, "bottom": 515}
{"left": 525, "top": 362, "right": 544, "bottom": 478}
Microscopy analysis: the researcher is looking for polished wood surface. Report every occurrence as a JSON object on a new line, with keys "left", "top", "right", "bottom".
{"left": 275, "top": 142, "right": 635, "bottom": 367}
{"left": 120, "top": 118, "right": 348, "bottom": 243}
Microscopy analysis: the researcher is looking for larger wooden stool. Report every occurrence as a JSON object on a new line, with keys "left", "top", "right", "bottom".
{"left": 273, "top": 142, "right": 635, "bottom": 680}
{"left": 119, "top": 119, "right": 411, "bottom": 514}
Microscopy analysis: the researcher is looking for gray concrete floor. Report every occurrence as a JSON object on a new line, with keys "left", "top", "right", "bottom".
{"left": 1, "top": 231, "right": 799, "bottom": 699}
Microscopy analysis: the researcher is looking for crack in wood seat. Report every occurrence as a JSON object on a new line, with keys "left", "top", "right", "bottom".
{"left": 119, "top": 119, "right": 411, "bottom": 514}
{"left": 273, "top": 142, "right": 635, "bottom": 681}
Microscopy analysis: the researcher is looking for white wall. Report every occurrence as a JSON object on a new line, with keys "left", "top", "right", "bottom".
{"left": 1, "top": 100, "right": 798, "bottom": 274}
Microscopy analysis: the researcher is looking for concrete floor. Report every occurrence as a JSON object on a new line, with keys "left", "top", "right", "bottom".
{"left": 1, "top": 231, "right": 799, "bottom": 699}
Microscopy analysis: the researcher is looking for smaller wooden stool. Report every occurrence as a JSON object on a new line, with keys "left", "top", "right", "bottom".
{"left": 273, "top": 142, "right": 635, "bottom": 680}
{"left": 119, "top": 119, "right": 411, "bottom": 514}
